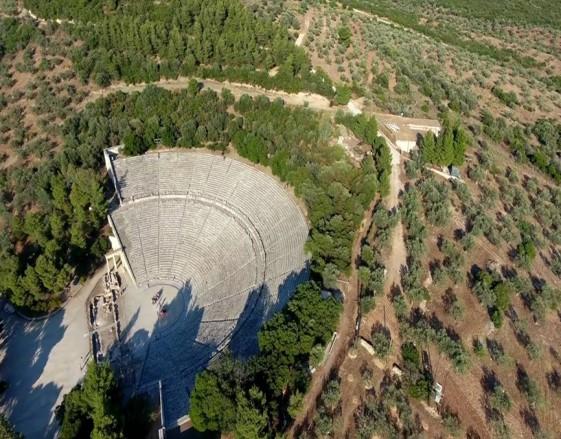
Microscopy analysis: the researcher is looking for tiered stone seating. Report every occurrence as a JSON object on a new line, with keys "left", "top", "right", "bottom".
{"left": 108, "top": 150, "right": 309, "bottom": 425}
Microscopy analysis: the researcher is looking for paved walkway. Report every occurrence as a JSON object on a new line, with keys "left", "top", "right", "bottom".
{"left": 0, "top": 268, "right": 105, "bottom": 438}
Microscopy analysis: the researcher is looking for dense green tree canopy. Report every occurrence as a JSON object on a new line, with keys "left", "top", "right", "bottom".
{"left": 57, "top": 362, "right": 124, "bottom": 439}
{"left": 419, "top": 119, "right": 468, "bottom": 167}
{"left": 189, "top": 281, "right": 341, "bottom": 437}
{"left": 0, "top": 18, "right": 40, "bottom": 58}
{"left": 0, "top": 164, "right": 108, "bottom": 312}
{"left": 24, "top": 0, "right": 334, "bottom": 96}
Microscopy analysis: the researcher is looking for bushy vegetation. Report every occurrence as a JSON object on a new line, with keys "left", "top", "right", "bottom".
{"left": 189, "top": 281, "right": 341, "bottom": 436}
{"left": 339, "top": 0, "right": 541, "bottom": 65}
{"left": 0, "top": 18, "right": 40, "bottom": 57}
{"left": 232, "top": 96, "right": 386, "bottom": 279}
{"left": 418, "top": 177, "right": 451, "bottom": 227}
{"left": 57, "top": 362, "right": 152, "bottom": 439}
{"left": 58, "top": 362, "right": 118, "bottom": 439}
{"left": 400, "top": 342, "right": 432, "bottom": 400}
{"left": 358, "top": 204, "right": 397, "bottom": 312}
{"left": 401, "top": 186, "right": 429, "bottom": 302}
{"left": 23, "top": 0, "right": 108, "bottom": 21}
{"left": 481, "top": 111, "right": 561, "bottom": 184}
{"left": 398, "top": 0, "right": 561, "bottom": 28}
{"left": 492, "top": 86, "right": 518, "bottom": 108}
{"left": 371, "top": 323, "right": 392, "bottom": 358}
{"left": 310, "top": 377, "right": 343, "bottom": 437}
{"left": 391, "top": 226, "right": 470, "bottom": 374}
{"left": 358, "top": 244, "right": 386, "bottom": 313}
{"left": 354, "top": 373, "right": 423, "bottom": 438}
{"left": 515, "top": 276, "right": 561, "bottom": 322}
{"left": 0, "top": 148, "right": 108, "bottom": 312}
{"left": 403, "top": 309, "right": 470, "bottom": 372}
{"left": 335, "top": 112, "right": 392, "bottom": 196}
{"left": 472, "top": 268, "right": 512, "bottom": 328}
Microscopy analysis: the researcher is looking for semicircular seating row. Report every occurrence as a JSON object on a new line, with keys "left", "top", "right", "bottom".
{"left": 110, "top": 151, "right": 309, "bottom": 316}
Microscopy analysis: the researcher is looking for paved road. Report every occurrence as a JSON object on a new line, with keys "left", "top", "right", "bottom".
{"left": 0, "top": 268, "right": 105, "bottom": 438}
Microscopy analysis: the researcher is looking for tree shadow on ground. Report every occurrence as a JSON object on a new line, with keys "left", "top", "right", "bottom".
{"left": 111, "top": 267, "right": 308, "bottom": 430}
{"left": 0, "top": 308, "right": 67, "bottom": 438}
{"left": 229, "top": 267, "right": 309, "bottom": 358}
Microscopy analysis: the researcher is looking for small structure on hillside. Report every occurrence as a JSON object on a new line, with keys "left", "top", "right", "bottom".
{"left": 376, "top": 113, "right": 441, "bottom": 153}
{"left": 433, "top": 382, "right": 443, "bottom": 404}
{"left": 88, "top": 269, "right": 124, "bottom": 363}
{"left": 448, "top": 166, "right": 461, "bottom": 179}
{"left": 359, "top": 336, "right": 375, "bottom": 356}
{"left": 391, "top": 364, "right": 404, "bottom": 377}
{"left": 336, "top": 125, "right": 371, "bottom": 163}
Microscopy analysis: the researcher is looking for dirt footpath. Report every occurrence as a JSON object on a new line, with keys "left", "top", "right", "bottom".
{"left": 288, "top": 196, "right": 378, "bottom": 438}
{"left": 84, "top": 77, "right": 333, "bottom": 111}
{"left": 295, "top": 12, "right": 312, "bottom": 47}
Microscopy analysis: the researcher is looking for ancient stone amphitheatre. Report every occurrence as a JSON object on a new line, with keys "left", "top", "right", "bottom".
{"left": 105, "top": 149, "right": 309, "bottom": 424}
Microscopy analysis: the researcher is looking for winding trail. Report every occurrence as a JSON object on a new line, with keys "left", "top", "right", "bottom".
{"left": 83, "top": 77, "right": 333, "bottom": 111}
{"left": 295, "top": 12, "right": 312, "bottom": 47}
{"left": 336, "top": 132, "right": 407, "bottom": 436}
{"left": 288, "top": 194, "right": 378, "bottom": 437}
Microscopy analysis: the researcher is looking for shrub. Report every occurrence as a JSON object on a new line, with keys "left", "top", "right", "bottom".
{"left": 516, "top": 239, "right": 537, "bottom": 268}
{"left": 489, "top": 385, "right": 511, "bottom": 412}
{"left": 337, "top": 26, "right": 352, "bottom": 46}
{"left": 492, "top": 86, "right": 519, "bottom": 108}
{"left": 371, "top": 324, "right": 392, "bottom": 358}
{"left": 0, "top": 415, "right": 23, "bottom": 439}
{"left": 442, "top": 408, "right": 461, "bottom": 437}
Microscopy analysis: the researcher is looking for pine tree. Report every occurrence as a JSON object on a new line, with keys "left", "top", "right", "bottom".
{"left": 420, "top": 131, "right": 437, "bottom": 164}
{"left": 440, "top": 126, "right": 455, "bottom": 166}
{"left": 452, "top": 126, "right": 468, "bottom": 166}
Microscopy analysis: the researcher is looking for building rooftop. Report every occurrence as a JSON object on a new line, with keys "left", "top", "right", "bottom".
{"left": 375, "top": 113, "right": 441, "bottom": 143}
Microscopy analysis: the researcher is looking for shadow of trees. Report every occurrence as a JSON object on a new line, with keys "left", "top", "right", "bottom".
{"left": 0, "top": 308, "right": 67, "bottom": 437}
{"left": 112, "top": 267, "right": 308, "bottom": 430}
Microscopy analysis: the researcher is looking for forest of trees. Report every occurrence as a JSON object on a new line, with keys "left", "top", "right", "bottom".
{"left": 0, "top": 124, "right": 109, "bottom": 313}
{"left": 189, "top": 281, "right": 341, "bottom": 437}
{"left": 0, "top": 18, "right": 40, "bottom": 58}
{"left": 0, "top": 155, "right": 108, "bottom": 312}
{"left": 23, "top": 0, "right": 109, "bottom": 21}
{"left": 25, "top": 0, "right": 335, "bottom": 97}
